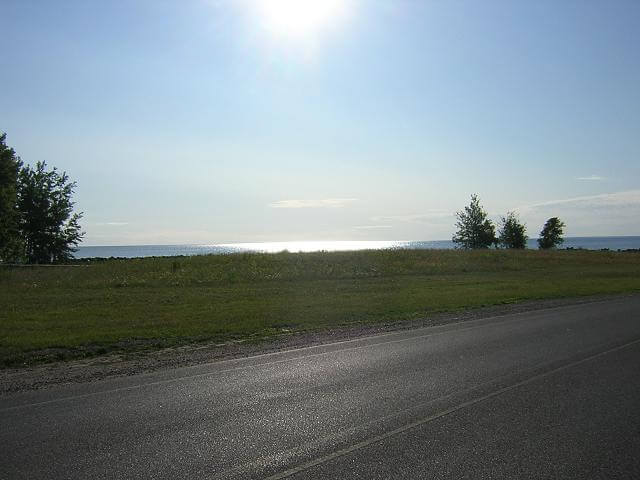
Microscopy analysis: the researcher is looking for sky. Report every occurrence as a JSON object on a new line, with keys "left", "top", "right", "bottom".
{"left": 2, "top": 0, "right": 639, "bottom": 245}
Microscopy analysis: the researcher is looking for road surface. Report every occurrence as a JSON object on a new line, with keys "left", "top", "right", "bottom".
{"left": 2, "top": 295, "right": 640, "bottom": 479}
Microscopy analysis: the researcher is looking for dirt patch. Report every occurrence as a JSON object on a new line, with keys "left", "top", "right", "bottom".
{"left": 1, "top": 293, "right": 636, "bottom": 395}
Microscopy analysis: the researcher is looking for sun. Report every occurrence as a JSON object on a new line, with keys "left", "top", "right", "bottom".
{"left": 254, "top": 0, "right": 349, "bottom": 38}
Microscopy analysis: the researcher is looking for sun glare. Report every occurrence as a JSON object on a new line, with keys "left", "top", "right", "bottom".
{"left": 255, "top": 0, "right": 349, "bottom": 38}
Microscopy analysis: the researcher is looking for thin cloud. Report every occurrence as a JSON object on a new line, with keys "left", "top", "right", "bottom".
{"left": 576, "top": 175, "right": 605, "bottom": 181}
{"left": 372, "top": 211, "right": 453, "bottom": 224}
{"left": 353, "top": 225, "right": 393, "bottom": 230}
{"left": 516, "top": 190, "right": 640, "bottom": 212}
{"left": 269, "top": 198, "right": 359, "bottom": 209}
{"left": 512, "top": 190, "right": 640, "bottom": 235}
{"left": 95, "top": 222, "right": 129, "bottom": 226}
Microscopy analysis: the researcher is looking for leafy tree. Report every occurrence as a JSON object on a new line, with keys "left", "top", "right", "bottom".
{"left": 17, "top": 161, "right": 84, "bottom": 263}
{"left": 538, "top": 217, "right": 565, "bottom": 250}
{"left": 452, "top": 194, "right": 496, "bottom": 249}
{"left": 0, "top": 133, "right": 23, "bottom": 262}
{"left": 498, "top": 212, "right": 527, "bottom": 249}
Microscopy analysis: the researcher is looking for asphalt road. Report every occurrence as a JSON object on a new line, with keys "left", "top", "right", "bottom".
{"left": 2, "top": 296, "right": 640, "bottom": 479}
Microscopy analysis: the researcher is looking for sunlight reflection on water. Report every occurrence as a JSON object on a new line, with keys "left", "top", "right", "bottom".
{"left": 74, "top": 237, "right": 640, "bottom": 259}
{"left": 215, "top": 240, "right": 410, "bottom": 253}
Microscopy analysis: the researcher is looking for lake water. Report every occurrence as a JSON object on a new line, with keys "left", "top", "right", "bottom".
{"left": 74, "top": 237, "right": 640, "bottom": 259}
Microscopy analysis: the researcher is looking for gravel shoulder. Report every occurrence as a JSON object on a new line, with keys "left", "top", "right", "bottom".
{"left": 1, "top": 293, "right": 637, "bottom": 395}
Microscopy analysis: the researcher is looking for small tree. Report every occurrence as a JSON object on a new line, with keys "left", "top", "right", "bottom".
{"left": 538, "top": 217, "right": 565, "bottom": 250}
{"left": 498, "top": 212, "right": 527, "bottom": 249}
{"left": 0, "top": 133, "right": 23, "bottom": 262}
{"left": 452, "top": 194, "right": 496, "bottom": 249}
{"left": 17, "top": 161, "right": 84, "bottom": 263}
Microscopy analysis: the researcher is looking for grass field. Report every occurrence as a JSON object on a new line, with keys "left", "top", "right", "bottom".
{"left": 1, "top": 249, "right": 639, "bottom": 366}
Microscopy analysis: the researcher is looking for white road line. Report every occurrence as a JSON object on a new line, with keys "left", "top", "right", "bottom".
{"left": 0, "top": 312, "right": 540, "bottom": 411}
{"left": 265, "top": 337, "right": 640, "bottom": 479}
{"left": 0, "top": 297, "right": 633, "bottom": 412}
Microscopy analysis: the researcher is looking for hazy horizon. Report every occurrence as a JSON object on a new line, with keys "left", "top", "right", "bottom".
{"left": 78, "top": 235, "right": 640, "bottom": 249}
{"left": 2, "top": 0, "right": 639, "bottom": 245}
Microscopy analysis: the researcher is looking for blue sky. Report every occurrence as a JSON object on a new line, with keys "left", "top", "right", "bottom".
{"left": 2, "top": 0, "right": 639, "bottom": 245}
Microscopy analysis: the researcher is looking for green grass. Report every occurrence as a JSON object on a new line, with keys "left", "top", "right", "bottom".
{"left": 1, "top": 249, "right": 639, "bottom": 366}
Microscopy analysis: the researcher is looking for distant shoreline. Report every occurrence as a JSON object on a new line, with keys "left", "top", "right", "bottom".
{"left": 74, "top": 236, "right": 640, "bottom": 259}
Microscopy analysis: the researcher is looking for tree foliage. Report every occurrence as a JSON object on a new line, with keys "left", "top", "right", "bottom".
{"left": 17, "top": 161, "right": 84, "bottom": 263}
{"left": 538, "top": 217, "right": 565, "bottom": 250}
{"left": 498, "top": 212, "right": 527, "bottom": 249}
{"left": 452, "top": 194, "right": 496, "bottom": 249}
{"left": 1, "top": 134, "right": 84, "bottom": 264}
{"left": 0, "top": 133, "right": 23, "bottom": 262}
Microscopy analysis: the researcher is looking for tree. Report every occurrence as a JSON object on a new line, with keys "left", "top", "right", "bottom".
{"left": 498, "top": 212, "right": 527, "bottom": 249}
{"left": 452, "top": 194, "right": 496, "bottom": 249}
{"left": 0, "top": 133, "right": 23, "bottom": 262}
{"left": 538, "top": 217, "right": 565, "bottom": 250}
{"left": 17, "top": 161, "right": 84, "bottom": 263}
